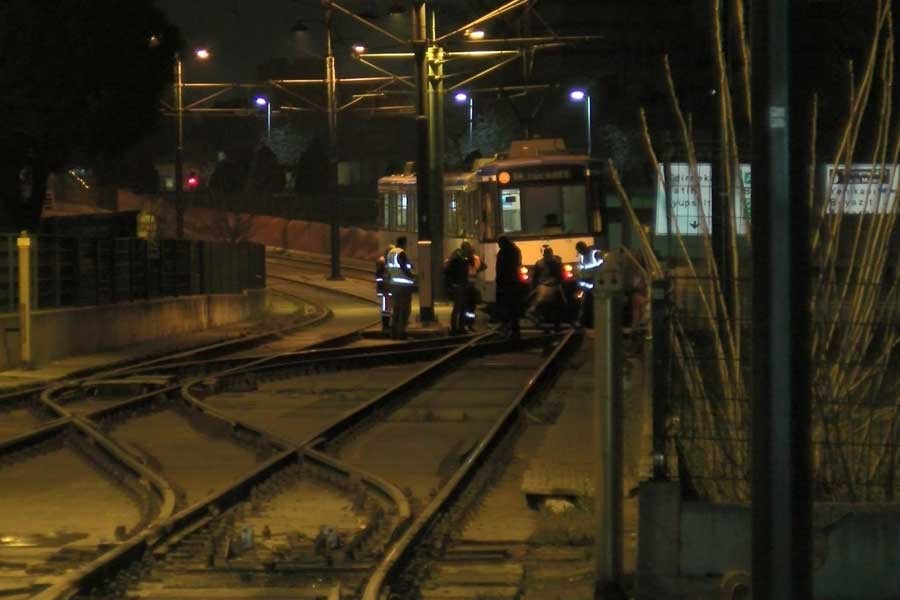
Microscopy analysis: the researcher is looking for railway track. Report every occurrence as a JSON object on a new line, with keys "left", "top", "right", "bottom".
{"left": 6, "top": 332, "right": 480, "bottom": 599}
{"left": 38, "top": 329, "right": 573, "bottom": 600}
{"left": 0, "top": 267, "right": 390, "bottom": 597}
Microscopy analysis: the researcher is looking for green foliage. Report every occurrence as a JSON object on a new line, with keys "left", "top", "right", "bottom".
{"left": 294, "top": 135, "right": 328, "bottom": 197}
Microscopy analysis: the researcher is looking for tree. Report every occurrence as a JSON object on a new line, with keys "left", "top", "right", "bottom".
{"left": 294, "top": 135, "right": 329, "bottom": 197}
{"left": 0, "top": 0, "right": 181, "bottom": 232}
{"left": 248, "top": 145, "right": 285, "bottom": 195}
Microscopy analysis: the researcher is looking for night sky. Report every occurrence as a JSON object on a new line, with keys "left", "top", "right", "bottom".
{"left": 154, "top": 0, "right": 474, "bottom": 83}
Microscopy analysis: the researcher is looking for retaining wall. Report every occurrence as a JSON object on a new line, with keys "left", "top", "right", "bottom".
{"left": 0, "top": 289, "right": 266, "bottom": 370}
{"left": 637, "top": 481, "right": 900, "bottom": 600}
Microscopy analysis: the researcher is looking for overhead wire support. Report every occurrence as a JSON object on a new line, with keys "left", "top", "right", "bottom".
{"left": 435, "top": 0, "right": 529, "bottom": 42}
{"left": 322, "top": 0, "right": 409, "bottom": 45}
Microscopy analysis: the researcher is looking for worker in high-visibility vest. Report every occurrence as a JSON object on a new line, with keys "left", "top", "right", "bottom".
{"left": 575, "top": 241, "right": 604, "bottom": 327}
{"left": 385, "top": 236, "right": 416, "bottom": 340}
{"left": 374, "top": 244, "right": 395, "bottom": 332}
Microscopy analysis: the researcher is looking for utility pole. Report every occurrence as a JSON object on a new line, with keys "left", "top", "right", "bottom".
{"left": 751, "top": 1, "right": 812, "bottom": 599}
{"left": 174, "top": 53, "right": 185, "bottom": 239}
{"left": 413, "top": 0, "right": 435, "bottom": 321}
{"left": 325, "top": 8, "right": 342, "bottom": 280}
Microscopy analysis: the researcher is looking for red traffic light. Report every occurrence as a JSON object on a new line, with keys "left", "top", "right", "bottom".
{"left": 186, "top": 173, "right": 199, "bottom": 189}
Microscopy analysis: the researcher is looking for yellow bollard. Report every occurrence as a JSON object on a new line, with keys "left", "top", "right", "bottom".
{"left": 17, "top": 231, "right": 32, "bottom": 368}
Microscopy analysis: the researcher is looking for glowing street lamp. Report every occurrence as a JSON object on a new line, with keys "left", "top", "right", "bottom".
{"left": 254, "top": 96, "right": 272, "bottom": 140}
{"left": 465, "top": 28, "right": 485, "bottom": 40}
{"left": 194, "top": 47, "right": 211, "bottom": 60}
{"left": 352, "top": 43, "right": 366, "bottom": 54}
{"left": 454, "top": 92, "right": 474, "bottom": 148}
{"left": 569, "top": 88, "right": 592, "bottom": 156}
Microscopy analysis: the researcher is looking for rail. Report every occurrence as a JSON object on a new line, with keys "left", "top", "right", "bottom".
{"left": 362, "top": 330, "right": 579, "bottom": 600}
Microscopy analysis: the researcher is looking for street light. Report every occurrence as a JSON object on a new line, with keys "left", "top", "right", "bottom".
{"left": 174, "top": 46, "right": 211, "bottom": 239}
{"left": 254, "top": 96, "right": 272, "bottom": 140}
{"left": 352, "top": 42, "right": 366, "bottom": 54}
{"left": 569, "top": 88, "right": 592, "bottom": 156}
{"left": 454, "top": 92, "right": 474, "bottom": 149}
{"left": 465, "top": 29, "right": 485, "bottom": 40}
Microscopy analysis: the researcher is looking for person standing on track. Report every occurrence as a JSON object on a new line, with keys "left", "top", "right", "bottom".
{"left": 464, "top": 245, "right": 487, "bottom": 332}
{"left": 495, "top": 236, "right": 522, "bottom": 340}
{"left": 444, "top": 241, "right": 473, "bottom": 335}
{"left": 386, "top": 236, "right": 416, "bottom": 340}
{"left": 374, "top": 244, "right": 395, "bottom": 332}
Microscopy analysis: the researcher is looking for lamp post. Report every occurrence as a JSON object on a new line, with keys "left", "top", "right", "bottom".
{"left": 174, "top": 47, "right": 210, "bottom": 239}
{"left": 254, "top": 96, "right": 272, "bottom": 140}
{"left": 454, "top": 91, "right": 474, "bottom": 149}
{"left": 569, "top": 88, "right": 592, "bottom": 157}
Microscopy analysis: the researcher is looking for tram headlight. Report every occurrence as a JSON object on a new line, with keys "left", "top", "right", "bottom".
{"left": 563, "top": 264, "right": 575, "bottom": 281}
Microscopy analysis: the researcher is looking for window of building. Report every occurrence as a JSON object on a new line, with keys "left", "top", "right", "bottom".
{"left": 397, "top": 193, "right": 408, "bottom": 229}
{"left": 501, "top": 188, "right": 522, "bottom": 232}
{"left": 381, "top": 192, "right": 391, "bottom": 228}
{"left": 447, "top": 193, "right": 459, "bottom": 236}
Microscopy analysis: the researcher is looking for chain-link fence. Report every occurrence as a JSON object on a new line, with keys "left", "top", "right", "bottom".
{"left": 661, "top": 242, "right": 900, "bottom": 503}
{"left": 0, "top": 235, "right": 266, "bottom": 314}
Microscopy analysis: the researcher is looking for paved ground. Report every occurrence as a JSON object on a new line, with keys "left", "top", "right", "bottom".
{"left": 206, "top": 366, "right": 409, "bottom": 446}
{"left": 109, "top": 409, "right": 263, "bottom": 506}
{"left": 337, "top": 349, "right": 547, "bottom": 503}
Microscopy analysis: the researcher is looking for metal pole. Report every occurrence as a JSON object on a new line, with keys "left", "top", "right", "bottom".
{"left": 17, "top": 231, "right": 32, "bottom": 368}
{"left": 429, "top": 44, "right": 446, "bottom": 306}
{"left": 751, "top": 1, "right": 811, "bottom": 599}
{"left": 413, "top": 0, "right": 434, "bottom": 322}
{"left": 650, "top": 278, "right": 670, "bottom": 480}
{"left": 586, "top": 94, "right": 592, "bottom": 157}
{"left": 174, "top": 53, "right": 185, "bottom": 239}
{"left": 468, "top": 96, "right": 474, "bottom": 147}
{"left": 325, "top": 8, "right": 342, "bottom": 280}
{"left": 593, "top": 262, "right": 623, "bottom": 595}
{"left": 267, "top": 102, "right": 272, "bottom": 141}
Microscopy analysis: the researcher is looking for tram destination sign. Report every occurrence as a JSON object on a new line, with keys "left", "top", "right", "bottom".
{"left": 500, "top": 167, "right": 580, "bottom": 184}
{"left": 824, "top": 164, "right": 900, "bottom": 214}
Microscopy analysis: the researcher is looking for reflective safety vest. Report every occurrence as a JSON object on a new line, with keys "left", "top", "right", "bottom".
{"left": 576, "top": 247, "right": 604, "bottom": 290}
{"left": 375, "top": 256, "right": 388, "bottom": 295}
{"left": 386, "top": 247, "right": 415, "bottom": 286}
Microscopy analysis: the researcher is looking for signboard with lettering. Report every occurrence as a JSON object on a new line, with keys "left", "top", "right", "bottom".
{"left": 503, "top": 168, "right": 579, "bottom": 183}
{"left": 655, "top": 163, "right": 751, "bottom": 236}
{"left": 823, "top": 164, "right": 899, "bottom": 214}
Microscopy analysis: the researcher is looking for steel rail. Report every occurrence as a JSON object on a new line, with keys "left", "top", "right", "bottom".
{"left": 362, "top": 330, "right": 579, "bottom": 600}
{"left": 41, "top": 333, "right": 499, "bottom": 599}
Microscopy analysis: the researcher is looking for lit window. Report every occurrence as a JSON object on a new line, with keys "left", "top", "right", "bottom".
{"left": 381, "top": 193, "right": 391, "bottom": 228}
{"left": 397, "top": 193, "right": 408, "bottom": 229}
{"left": 447, "top": 193, "right": 458, "bottom": 235}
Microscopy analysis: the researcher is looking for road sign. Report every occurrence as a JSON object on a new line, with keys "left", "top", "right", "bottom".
{"left": 824, "top": 164, "right": 899, "bottom": 214}
{"left": 655, "top": 162, "right": 751, "bottom": 236}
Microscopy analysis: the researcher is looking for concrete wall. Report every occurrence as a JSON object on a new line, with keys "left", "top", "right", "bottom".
{"left": 637, "top": 481, "right": 900, "bottom": 600}
{"left": 0, "top": 289, "right": 266, "bottom": 370}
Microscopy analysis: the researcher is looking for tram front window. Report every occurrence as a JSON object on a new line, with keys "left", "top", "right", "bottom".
{"left": 502, "top": 184, "right": 589, "bottom": 234}
{"left": 561, "top": 185, "right": 588, "bottom": 233}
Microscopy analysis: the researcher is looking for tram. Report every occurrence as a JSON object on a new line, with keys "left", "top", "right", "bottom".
{"left": 375, "top": 138, "right": 604, "bottom": 302}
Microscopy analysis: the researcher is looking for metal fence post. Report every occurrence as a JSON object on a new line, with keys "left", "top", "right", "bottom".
{"left": 17, "top": 232, "right": 32, "bottom": 368}
{"left": 650, "top": 278, "right": 671, "bottom": 480}
{"left": 593, "top": 260, "right": 624, "bottom": 596}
